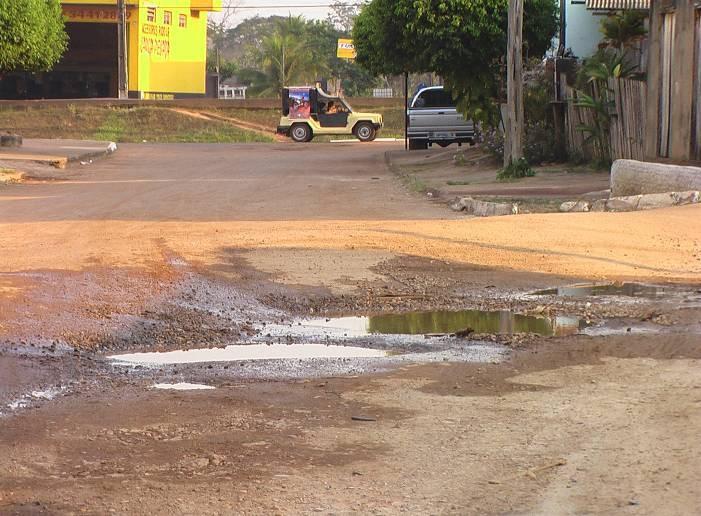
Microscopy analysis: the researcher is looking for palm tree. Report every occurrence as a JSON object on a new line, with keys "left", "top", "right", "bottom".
{"left": 257, "top": 16, "right": 327, "bottom": 96}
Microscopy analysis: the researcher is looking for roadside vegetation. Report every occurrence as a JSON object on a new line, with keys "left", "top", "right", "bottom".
{"left": 0, "top": 105, "right": 274, "bottom": 143}
{"left": 209, "top": 4, "right": 379, "bottom": 97}
{"left": 0, "top": 0, "right": 66, "bottom": 75}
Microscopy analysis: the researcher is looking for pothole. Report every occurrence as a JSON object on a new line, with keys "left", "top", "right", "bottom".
{"left": 152, "top": 383, "right": 215, "bottom": 390}
{"left": 108, "top": 343, "right": 388, "bottom": 366}
{"left": 264, "top": 310, "right": 588, "bottom": 339}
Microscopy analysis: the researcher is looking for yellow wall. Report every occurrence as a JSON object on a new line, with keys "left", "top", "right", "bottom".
{"left": 61, "top": 1, "right": 219, "bottom": 97}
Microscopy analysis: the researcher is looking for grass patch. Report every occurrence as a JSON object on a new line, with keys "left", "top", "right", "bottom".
{"left": 94, "top": 111, "right": 127, "bottom": 141}
{"left": 446, "top": 180, "right": 471, "bottom": 186}
{"left": 0, "top": 105, "right": 273, "bottom": 143}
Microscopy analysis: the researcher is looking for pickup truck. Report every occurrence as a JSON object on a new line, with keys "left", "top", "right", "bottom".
{"left": 407, "top": 86, "right": 475, "bottom": 150}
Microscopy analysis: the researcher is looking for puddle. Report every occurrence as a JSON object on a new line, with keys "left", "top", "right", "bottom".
{"left": 532, "top": 282, "right": 678, "bottom": 298}
{"left": 109, "top": 343, "right": 387, "bottom": 365}
{"left": 297, "top": 310, "right": 586, "bottom": 337}
{"left": 153, "top": 383, "right": 215, "bottom": 390}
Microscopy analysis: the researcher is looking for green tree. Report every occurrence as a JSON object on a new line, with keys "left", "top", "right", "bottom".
{"left": 0, "top": 0, "right": 67, "bottom": 73}
{"left": 600, "top": 11, "right": 647, "bottom": 50}
{"left": 305, "top": 19, "right": 378, "bottom": 96}
{"left": 353, "top": 0, "right": 558, "bottom": 123}
{"left": 254, "top": 16, "right": 326, "bottom": 96}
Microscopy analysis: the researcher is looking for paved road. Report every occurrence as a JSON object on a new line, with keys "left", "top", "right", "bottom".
{"left": 1, "top": 142, "right": 447, "bottom": 223}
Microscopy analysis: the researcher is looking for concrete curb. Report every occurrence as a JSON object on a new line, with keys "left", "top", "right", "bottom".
{"left": 67, "top": 142, "right": 118, "bottom": 166}
{"left": 450, "top": 197, "right": 519, "bottom": 217}
{"left": 560, "top": 191, "right": 700, "bottom": 213}
{"left": 0, "top": 141, "right": 117, "bottom": 169}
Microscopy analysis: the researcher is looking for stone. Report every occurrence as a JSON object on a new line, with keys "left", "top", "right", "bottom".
{"left": 672, "top": 190, "right": 701, "bottom": 205}
{"left": 605, "top": 196, "right": 640, "bottom": 212}
{"left": 590, "top": 199, "right": 607, "bottom": 212}
{"left": 559, "top": 200, "right": 590, "bottom": 212}
{"left": 636, "top": 192, "right": 677, "bottom": 210}
{"left": 450, "top": 197, "right": 517, "bottom": 217}
{"left": 448, "top": 198, "right": 465, "bottom": 212}
{"left": 611, "top": 159, "right": 701, "bottom": 196}
{"left": 559, "top": 201, "right": 576, "bottom": 212}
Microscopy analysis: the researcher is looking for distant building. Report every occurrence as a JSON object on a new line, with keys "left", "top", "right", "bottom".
{"left": 559, "top": 0, "right": 650, "bottom": 58}
{"left": 0, "top": 0, "right": 221, "bottom": 100}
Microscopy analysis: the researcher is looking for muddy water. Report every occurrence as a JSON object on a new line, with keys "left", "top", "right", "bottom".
{"left": 300, "top": 310, "right": 585, "bottom": 337}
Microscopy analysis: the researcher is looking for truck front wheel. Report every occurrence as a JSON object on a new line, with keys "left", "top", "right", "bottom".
{"left": 354, "top": 122, "right": 376, "bottom": 142}
{"left": 290, "top": 123, "right": 312, "bottom": 143}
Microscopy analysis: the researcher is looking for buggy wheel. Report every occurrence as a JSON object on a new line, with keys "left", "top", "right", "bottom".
{"left": 354, "top": 122, "right": 376, "bottom": 142}
{"left": 290, "top": 123, "right": 312, "bottom": 143}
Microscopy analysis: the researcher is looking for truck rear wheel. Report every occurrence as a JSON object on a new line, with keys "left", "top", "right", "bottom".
{"left": 290, "top": 123, "right": 312, "bottom": 143}
{"left": 354, "top": 122, "right": 376, "bottom": 142}
{"left": 408, "top": 138, "right": 427, "bottom": 150}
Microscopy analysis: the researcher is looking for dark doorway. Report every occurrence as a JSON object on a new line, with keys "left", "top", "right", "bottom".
{"left": 0, "top": 22, "right": 118, "bottom": 99}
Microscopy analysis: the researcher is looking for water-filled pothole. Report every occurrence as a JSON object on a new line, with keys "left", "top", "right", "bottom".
{"left": 109, "top": 343, "right": 387, "bottom": 366}
{"left": 532, "top": 282, "right": 674, "bottom": 298}
{"left": 297, "top": 310, "right": 586, "bottom": 337}
{"left": 153, "top": 383, "right": 215, "bottom": 390}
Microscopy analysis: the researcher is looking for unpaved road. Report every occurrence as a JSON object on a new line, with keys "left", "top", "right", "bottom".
{"left": 1, "top": 142, "right": 700, "bottom": 514}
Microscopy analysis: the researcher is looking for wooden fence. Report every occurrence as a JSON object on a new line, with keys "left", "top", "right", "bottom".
{"left": 565, "top": 78, "right": 647, "bottom": 162}
{"left": 608, "top": 78, "right": 647, "bottom": 161}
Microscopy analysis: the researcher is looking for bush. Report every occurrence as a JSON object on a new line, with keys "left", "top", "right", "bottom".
{"left": 483, "top": 62, "right": 565, "bottom": 165}
{"left": 497, "top": 157, "right": 535, "bottom": 180}
{"left": 483, "top": 123, "right": 561, "bottom": 165}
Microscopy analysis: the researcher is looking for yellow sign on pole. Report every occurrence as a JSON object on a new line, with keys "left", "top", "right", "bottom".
{"left": 336, "top": 39, "right": 356, "bottom": 59}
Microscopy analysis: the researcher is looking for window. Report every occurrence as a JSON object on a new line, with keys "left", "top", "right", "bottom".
{"left": 179, "top": 14, "right": 187, "bottom": 28}
{"left": 146, "top": 7, "right": 156, "bottom": 22}
{"left": 413, "top": 89, "right": 456, "bottom": 109}
{"left": 163, "top": 11, "right": 172, "bottom": 25}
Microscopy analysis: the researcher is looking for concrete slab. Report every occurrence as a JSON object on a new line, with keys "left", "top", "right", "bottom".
{"left": 0, "top": 139, "right": 117, "bottom": 168}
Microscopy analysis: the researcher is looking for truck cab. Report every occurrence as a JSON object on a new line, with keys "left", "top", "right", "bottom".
{"left": 277, "top": 87, "right": 383, "bottom": 143}
{"left": 407, "top": 86, "right": 475, "bottom": 150}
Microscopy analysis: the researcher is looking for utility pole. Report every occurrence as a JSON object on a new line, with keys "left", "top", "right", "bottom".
{"left": 504, "top": 0, "right": 524, "bottom": 167}
{"left": 117, "top": 0, "right": 128, "bottom": 99}
{"left": 404, "top": 71, "right": 409, "bottom": 151}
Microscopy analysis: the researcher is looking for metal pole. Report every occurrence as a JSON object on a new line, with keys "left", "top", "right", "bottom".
{"left": 117, "top": 0, "right": 128, "bottom": 99}
{"left": 404, "top": 71, "right": 409, "bottom": 150}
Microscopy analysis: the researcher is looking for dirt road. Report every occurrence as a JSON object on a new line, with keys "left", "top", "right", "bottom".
{"left": 1, "top": 143, "right": 700, "bottom": 514}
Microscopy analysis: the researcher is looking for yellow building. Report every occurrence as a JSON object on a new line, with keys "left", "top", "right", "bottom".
{"left": 1, "top": 1, "right": 221, "bottom": 99}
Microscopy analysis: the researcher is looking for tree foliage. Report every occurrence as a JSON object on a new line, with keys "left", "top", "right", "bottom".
{"left": 600, "top": 11, "right": 647, "bottom": 49}
{"left": 0, "top": 0, "right": 67, "bottom": 73}
{"left": 353, "top": 0, "right": 559, "bottom": 123}
{"left": 214, "top": 14, "right": 379, "bottom": 97}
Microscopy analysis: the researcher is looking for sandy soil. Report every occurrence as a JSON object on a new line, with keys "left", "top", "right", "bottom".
{"left": 1, "top": 142, "right": 700, "bottom": 514}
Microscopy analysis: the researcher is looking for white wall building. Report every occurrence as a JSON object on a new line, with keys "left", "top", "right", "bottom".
{"left": 559, "top": 0, "right": 650, "bottom": 58}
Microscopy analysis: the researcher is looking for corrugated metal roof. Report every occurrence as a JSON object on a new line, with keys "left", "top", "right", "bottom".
{"left": 586, "top": 0, "right": 650, "bottom": 9}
